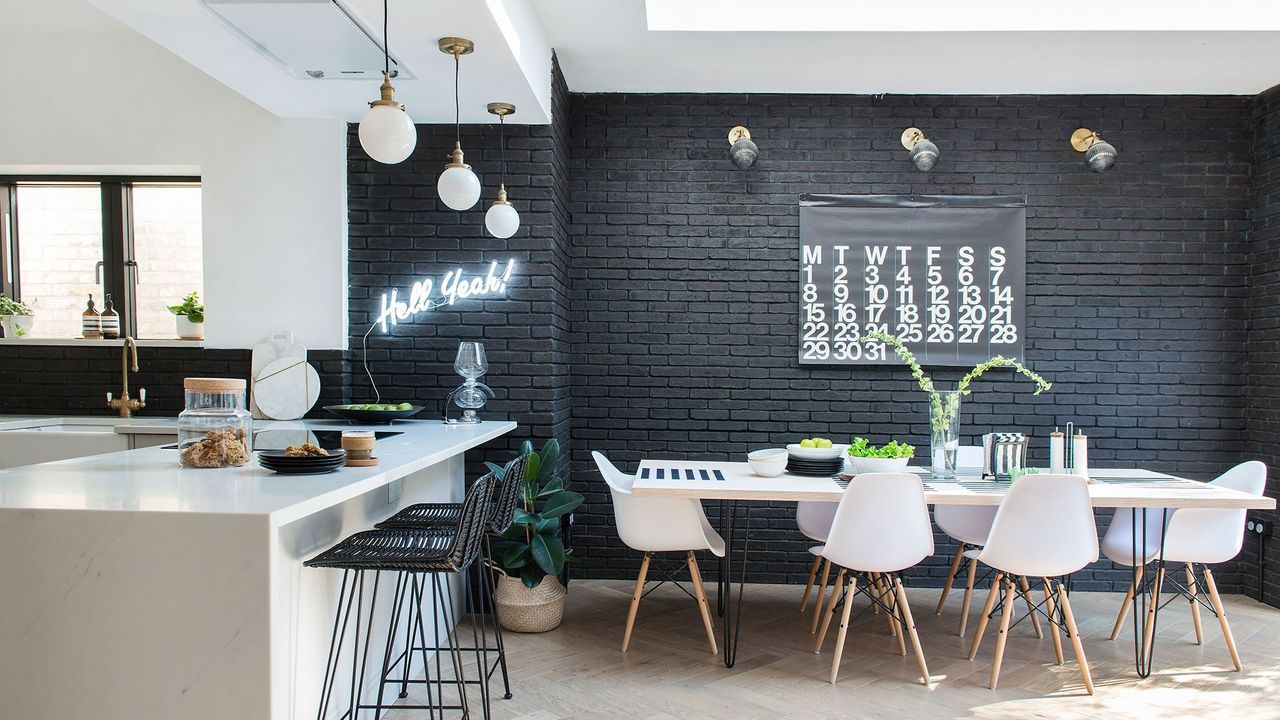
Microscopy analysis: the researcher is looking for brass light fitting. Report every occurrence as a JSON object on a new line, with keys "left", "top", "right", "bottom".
{"left": 446, "top": 140, "right": 469, "bottom": 170}
{"left": 369, "top": 72, "right": 404, "bottom": 110}
{"left": 487, "top": 102, "right": 516, "bottom": 205}
{"left": 1071, "top": 128, "right": 1117, "bottom": 172}
{"left": 901, "top": 127, "right": 939, "bottom": 171}
{"left": 438, "top": 37, "right": 475, "bottom": 58}
{"left": 728, "top": 126, "right": 758, "bottom": 169}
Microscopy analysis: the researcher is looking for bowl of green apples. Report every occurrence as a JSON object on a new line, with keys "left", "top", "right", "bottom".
{"left": 323, "top": 402, "right": 425, "bottom": 423}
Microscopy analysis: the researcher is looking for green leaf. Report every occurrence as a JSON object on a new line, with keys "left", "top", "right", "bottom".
{"left": 538, "top": 491, "right": 583, "bottom": 519}
{"left": 502, "top": 543, "right": 531, "bottom": 569}
{"left": 520, "top": 440, "right": 534, "bottom": 457}
{"left": 520, "top": 563, "right": 546, "bottom": 589}
{"left": 530, "top": 534, "right": 565, "bottom": 577}
{"left": 484, "top": 461, "right": 507, "bottom": 480}
{"left": 534, "top": 516, "right": 560, "bottom": 534}
{"left": 513, "top": 509, "right": 541, "bottom": 525}
{"left": 537, "top": 439, "right": 560, "bottom": 482}
{"left": 536, "top": 475, "right": 565, "bottom": 497}
{"left": 524, "top": 453, "right": 541, "bottom": 485}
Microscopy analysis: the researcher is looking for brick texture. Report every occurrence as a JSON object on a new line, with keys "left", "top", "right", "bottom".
{"left": 1245, "top": 85, "right": 1280, "bottom": 606}
{"left": 567, "top": 93, "right": 1256, "bottom": 592}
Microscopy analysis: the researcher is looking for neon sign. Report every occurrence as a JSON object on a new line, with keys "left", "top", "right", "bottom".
{"left": 376, "top": 259, "right": 515, "bottom": 332}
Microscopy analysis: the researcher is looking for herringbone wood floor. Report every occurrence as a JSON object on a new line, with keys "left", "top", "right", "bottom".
{"left": 400, "top": 579, "right": 1280, "bottom": 720}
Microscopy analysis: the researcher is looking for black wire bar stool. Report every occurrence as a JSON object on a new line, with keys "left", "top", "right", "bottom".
{"left": 306, "top": 472, "right": 497, "bottom": 720}
{"left": 374, "top": 454, "right": 529, "bottom": 708}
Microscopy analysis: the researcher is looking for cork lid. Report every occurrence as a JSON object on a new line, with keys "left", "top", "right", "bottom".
{"left": 184, "top": 377, "right": 247, "bottom": 393}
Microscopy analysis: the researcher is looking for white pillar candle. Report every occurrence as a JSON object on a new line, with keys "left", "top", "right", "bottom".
{"left": 1049, "top": 430, "right": 1065, "bottom": 473}
{"left": 1072, "top": 433, "right": 1089, "bottom": 479}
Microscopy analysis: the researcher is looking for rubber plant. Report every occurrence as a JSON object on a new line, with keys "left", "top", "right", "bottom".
{"left": 488, "top": 439, "right": 583, "bottom": 589}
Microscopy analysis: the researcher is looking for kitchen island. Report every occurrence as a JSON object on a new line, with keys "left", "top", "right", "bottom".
{"left": 0, "top": 417, "right": 516, "bottom": 720}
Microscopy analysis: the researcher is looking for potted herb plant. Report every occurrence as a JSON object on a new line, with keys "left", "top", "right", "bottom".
{"left": 168, "top": 291, "right": 205, "bottom": 340}
{"left": 0, "top": 293, "right": 34, "bottom": 338}
{"left": 847, "top": 436, "right": 915, "bottom": 474}
{"left": 488, "top": 438, "right": 583, "bottom": 632}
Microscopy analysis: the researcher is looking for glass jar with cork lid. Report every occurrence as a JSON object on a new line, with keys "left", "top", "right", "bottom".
{"left": 178, "top": 377, "right": 253, "bottom": 468}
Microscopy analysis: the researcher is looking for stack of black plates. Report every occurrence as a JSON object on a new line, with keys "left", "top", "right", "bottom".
{"left": 258, "top": 449, "right": 346, "bottom": 475}
{"left": 786, "top": 456, "right": 844, "bottom": 477}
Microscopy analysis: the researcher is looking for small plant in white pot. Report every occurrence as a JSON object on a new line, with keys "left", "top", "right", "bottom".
{"left": 168, "top": 291, "right": 204, "bottom": 340}
{"left": 0, "top": 293, "right": 34, "bottom": 338}
{"left": 847, "top": 437, "right": 915, "bottom": 474}
{"left": 489, "top": 439, "right": 583, "bottom": 632}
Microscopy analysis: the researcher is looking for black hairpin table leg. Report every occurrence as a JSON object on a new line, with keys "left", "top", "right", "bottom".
{"left": 1131, "top": 506, "right": 1171, "bottom": 678}
{"left": 716, "top": 500, "right": 751, "bottom": 668}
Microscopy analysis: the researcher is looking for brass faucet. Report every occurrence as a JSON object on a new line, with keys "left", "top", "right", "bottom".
{"left": 106, "top": 337, "right": 146, "bottom": 418}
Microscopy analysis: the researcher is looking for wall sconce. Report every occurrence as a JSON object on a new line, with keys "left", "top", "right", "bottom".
{"left": 900, "top": 128, "right": 939, "bottom": 171}
{"left": 728, "top": 126, "right": 758, "bottom": 170}
{"left": 1071, "top": 128, "right": 1117, "bottom": 172}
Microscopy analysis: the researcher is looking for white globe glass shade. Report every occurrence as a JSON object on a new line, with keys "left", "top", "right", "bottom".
{"left": 437, "top": 165, "right": 482, "bottom": 210}
{"left": 485, "top": 202, "right": 520, "bottom": 239}
{"left": 358, "top": 105, "right": 416, "bottom": 164}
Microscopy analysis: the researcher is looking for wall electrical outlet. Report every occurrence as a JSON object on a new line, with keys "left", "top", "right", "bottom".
{"left": 1247, "top": 517, "right": 1269, "bottom": 536}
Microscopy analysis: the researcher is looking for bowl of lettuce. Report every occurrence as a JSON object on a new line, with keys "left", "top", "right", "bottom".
{"left": 847, "top": 437, "right": 915, "bottom": 474}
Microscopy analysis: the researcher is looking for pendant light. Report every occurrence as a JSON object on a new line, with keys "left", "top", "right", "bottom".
{"left": 357, "top": 0, "right": 416, "bottom": 164}
{"left": 437, "top": 37, "right": 481, "bottom": 211}
{"left": 484, "top": 102, "right": 519, "bottom": 239}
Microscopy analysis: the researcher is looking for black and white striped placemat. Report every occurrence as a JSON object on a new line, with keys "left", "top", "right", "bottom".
{"left": 640, "top": 467, "right": 726, "bottom": 482}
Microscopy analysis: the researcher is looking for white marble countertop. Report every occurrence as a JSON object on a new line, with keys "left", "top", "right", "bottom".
{"left": 0, "top": 416, "right": 517, "bottom": 525}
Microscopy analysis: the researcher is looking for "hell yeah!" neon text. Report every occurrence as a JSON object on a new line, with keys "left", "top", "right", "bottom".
{"left": 376, "top": 259, "right": 516, "bottom": 332}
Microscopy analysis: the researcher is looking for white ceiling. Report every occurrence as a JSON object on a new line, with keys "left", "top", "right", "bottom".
{"left": 73, "top": 0, "right": 1280, "bottom": 127}
{"left": 534, "top": 0, "right": 1280, "bottom": 96}
{"left": 85, "top": 0, "right": 555, "bottom": 123}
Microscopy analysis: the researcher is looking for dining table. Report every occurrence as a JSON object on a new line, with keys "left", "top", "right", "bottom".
{"left": 631, "top": 460, "right": 1276, "bottom": 676}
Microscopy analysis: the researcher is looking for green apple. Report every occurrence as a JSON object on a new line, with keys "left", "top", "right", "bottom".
{"left": 800, "top": 438, "right": 816, "bottom": 449}
{"left": 816, "top": 438, "right": 833, "bottom": 449}
{"left": 396, "top": 402, "right": 413, "bottom": 410}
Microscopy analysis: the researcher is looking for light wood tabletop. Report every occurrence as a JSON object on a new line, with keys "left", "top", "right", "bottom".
{"left": 632, "top": 460, "right": 1276, "bottom": 510}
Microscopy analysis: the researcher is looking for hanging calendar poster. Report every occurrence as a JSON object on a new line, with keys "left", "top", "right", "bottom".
{"left": 798, "top": 194, "right": 1026, "bottom": 365}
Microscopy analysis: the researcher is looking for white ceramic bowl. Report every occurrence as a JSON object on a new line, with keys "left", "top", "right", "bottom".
{"left": 786, "top": 443, "right": 843, "bottom": 461}
{"left": 850, "top": 456, "right": 911, "bottom": 474}
{"left": 747, "top": 449, "right": 788, "bottom": 477}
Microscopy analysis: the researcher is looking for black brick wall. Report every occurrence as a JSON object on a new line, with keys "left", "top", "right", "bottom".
{"left": 345, "top": 57, "right": 573, "bottom": 479}
{"left": 1245, "top": 85, "right": 1280, "bottom": 606}
{"left": 567, "top": 93, "right": 1257, "bottom": 592}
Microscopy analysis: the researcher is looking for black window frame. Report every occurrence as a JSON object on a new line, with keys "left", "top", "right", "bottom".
{"left": 0, "top": 175, "right": 201, "bottom": 338}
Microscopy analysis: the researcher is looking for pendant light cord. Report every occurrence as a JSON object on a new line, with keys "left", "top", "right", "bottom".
{"left": 500, "top": 114, "right": 507, "bottom": 179}
{"left": 454, "top": 54, "right": 461, "bottom": 143}
{"left": 382, "top": 0, "right": 389, "bottom": 76}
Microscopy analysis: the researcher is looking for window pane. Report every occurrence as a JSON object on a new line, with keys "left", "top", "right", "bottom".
{"left": 132, "top": 185, "right": 202, "bottom": 339}
{"left": 15, "top": 185, "right": 103, "bottom": 338}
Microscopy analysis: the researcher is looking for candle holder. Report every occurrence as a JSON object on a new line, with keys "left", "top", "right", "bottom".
{"left": 443, "top": 341, "right": 495, "bottom": 424}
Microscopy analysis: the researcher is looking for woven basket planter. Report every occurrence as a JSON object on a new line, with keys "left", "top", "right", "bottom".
{"left": 494, "top": 574, "right": 566, "bottom": 633}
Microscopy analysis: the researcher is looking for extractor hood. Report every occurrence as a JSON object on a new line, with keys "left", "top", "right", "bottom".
{"left": 202, "top": 0, "right": 413, "bottom": 80}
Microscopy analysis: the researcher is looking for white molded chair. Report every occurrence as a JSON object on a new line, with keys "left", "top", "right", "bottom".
{"left": 592, "top": 451, "right": 725, "bottom": 653}
{"left": 796, "top": 501, "right": 839, "bottom": 624}
{"left": 1102, "top": 460, "right": 1266, "bottom": 670}
{"left": 812, "top": 473, "right": 934, "bottom": 686}
{"left": 967, "top": 474, "right": 1098, "bottom": 694}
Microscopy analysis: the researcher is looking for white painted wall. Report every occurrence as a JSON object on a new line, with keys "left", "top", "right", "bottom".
{"left": 0, "top": 0, "right": 348, "bottom": 349}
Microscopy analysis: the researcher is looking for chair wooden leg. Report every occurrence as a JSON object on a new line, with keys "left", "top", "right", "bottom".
{"left": 989, "top": 578, "right": 1016, "bottom": 689}
{"left": 936, "top": 543, "right": 967, "bottom": 614}
{"left": 1057, "top": 580, "right": 1094, "bottom": 695}
{"left": 621, "top": 553, "right": 651, "bottom": 652}
{"left": 1043, "top": 578, "right": 1064, "bottom": 665}
{"left": 814, "top": 567, "right": 847, "bottom": 653}
{"left": 810, "top": 559, "right": 832, "bottom": 634}
{"left": 828, "top": 575, "right": 859, "bottom": 684}
{"left": 958, "top": 555, "right": 979, "bottom": 637}
{"left": 799, "top": 554, "right": 823, "bottom": 613}
{"left": 875, "top": 573, "right": 901, "bottom": 640}
{"left": 1018, "top": 575, "right": 1043, "bottom": 639}
{"left": 869, "top": 572, "right": 881, "bottom": 615}
{"left": 1185, "top": 564, "right": 1204, "bottom": 646}
{"left": 1202, "top": 568, "right": 1243, "bottom": 671}
{"left": 687, "top": 552, "right": 717, "bottom": 654}
{"left": 894, "top": 578, "right": 932, "bottom": 688}
{"left": 968, "top": 571, "right": 1004, "bottom": 660}
{"left": 1141, "top": 565, "right": 1166, "bottom": 662}
{"left": 1110, "top": 564, "right": 1143, "bottom": 640}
